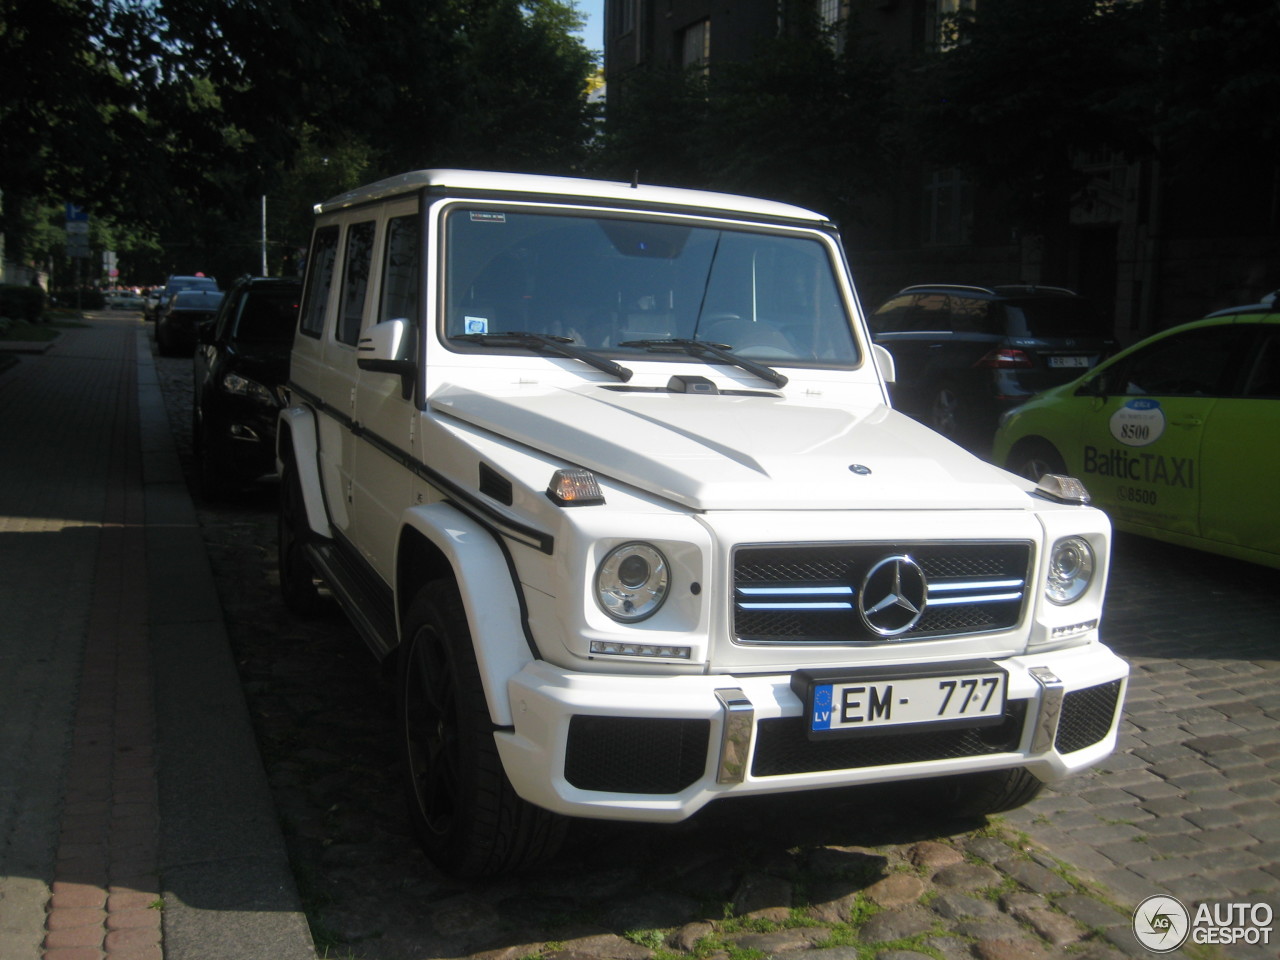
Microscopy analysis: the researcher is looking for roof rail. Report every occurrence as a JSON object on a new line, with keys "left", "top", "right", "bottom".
{"left": 897, "top": 284, "right": 998, "bottom": 296}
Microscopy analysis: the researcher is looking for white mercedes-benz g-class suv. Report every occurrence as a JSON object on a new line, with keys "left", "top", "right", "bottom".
{"left": 277, "top": 169, "right": 1128, "bottom": 878}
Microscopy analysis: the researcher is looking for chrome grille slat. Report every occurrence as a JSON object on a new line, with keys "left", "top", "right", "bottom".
{"left": 733, "top": 541, "right": 1032, "bottom": 644}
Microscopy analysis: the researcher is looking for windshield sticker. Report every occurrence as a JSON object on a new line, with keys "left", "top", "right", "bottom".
{"left": 1110, "top": 398, "right": 1165, "bottom": 446}
{"left": 464, "top": 316, "right": 489, "bottom": 335}
{"left": 469, "top": 212, "right": 506, "bottom": 224}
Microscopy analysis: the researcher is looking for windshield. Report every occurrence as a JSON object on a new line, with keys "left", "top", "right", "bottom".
{"left": 442, "top": 208, "right": 859, "bottom": 367}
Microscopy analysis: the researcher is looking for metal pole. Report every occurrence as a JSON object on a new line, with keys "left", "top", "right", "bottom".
{"left": 261, "top": 195, "right": 268, "bottom": 276}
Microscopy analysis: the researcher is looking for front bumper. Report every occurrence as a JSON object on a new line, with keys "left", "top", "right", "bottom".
{"left": 497, "top": 641, "right": 1128, "bottom": 821}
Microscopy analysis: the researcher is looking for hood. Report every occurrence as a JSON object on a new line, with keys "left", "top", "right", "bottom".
{"left": 432, "top": 384, "right": 1029, "bottom": 511}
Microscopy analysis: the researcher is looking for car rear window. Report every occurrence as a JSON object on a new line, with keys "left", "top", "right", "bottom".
{"left": 173, "top": 291, "right": 224, "bottom": 309}
{"left": 1012, "top": 298, "right": 1108, "bottom": 338}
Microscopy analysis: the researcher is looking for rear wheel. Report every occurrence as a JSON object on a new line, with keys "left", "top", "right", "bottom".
{"left": 399, "top": 581, "right": 567, "bottom": 878}
{"left": 278, "top": 459, "right": 327, "bottom": 616}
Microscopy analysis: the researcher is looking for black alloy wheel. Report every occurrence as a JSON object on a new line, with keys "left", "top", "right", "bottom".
{"left": 398, "top": 580, "right": 566, "bottom": 878}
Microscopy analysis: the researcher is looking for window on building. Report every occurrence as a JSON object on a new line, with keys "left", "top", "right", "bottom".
{"left": 933, "top": 0, "right": 974, "bottom": 50}
{"left": 924, "top": 168, "right": 973, "bottom": 246}
{"left": 681, "top": 18, "right": 710, "bottom": 73}
{"left": 614, "top": 0, "right": 636, "bottom": 36}
{"left": 817, "top": 0, "right": 843, "bottom": 50}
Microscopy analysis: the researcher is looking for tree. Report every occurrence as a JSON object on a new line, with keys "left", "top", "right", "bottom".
{"left": 0, "top": 0, "right": 159, "bottom": 259}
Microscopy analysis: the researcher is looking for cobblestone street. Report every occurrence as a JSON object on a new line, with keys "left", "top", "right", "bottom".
{"left": 151, "top": 329, "right": 1279, "bottom": 960}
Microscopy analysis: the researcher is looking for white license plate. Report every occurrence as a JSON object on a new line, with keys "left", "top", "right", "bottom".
{"left": 808, "top": 670, "right": 1007, "bottom": 736}
{"left": 1049, "top": 355, "right": 1091, "bottom": 368}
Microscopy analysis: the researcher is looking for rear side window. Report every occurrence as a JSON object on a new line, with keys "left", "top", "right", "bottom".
{"left": 300, "top": 226, "right": 339, "bottom": 338}
{"left": 379, "top": 214, "right": 420, "bottom": 326}
{"left": 1242, "top": 326, "right": 1280, "bottom": 398}
{"left": 338, "top": 221, "right": 376, "bottom": 345}
{"left": 1103, "top": 324, "right": 1250, "bottom": 397}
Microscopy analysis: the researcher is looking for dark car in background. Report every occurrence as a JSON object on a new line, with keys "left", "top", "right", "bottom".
{"left": 191, "top": 276, "right": 301, "bottom": 498}
{"left": 148, "top": 274, "right": 220, "bottom": 322}
{"left": 157, "top": 289, "right": 224, "bottom": 356}
{"left": 869, "top": 284, "right": 1117, "bottom": 448}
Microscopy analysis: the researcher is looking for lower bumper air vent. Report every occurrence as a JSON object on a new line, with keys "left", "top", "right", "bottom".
{"left": 1055, "top": 680, "right": 1122, "bottom": 754}
{"left": 565, "top": 715, "right": 709, "bottom": 794}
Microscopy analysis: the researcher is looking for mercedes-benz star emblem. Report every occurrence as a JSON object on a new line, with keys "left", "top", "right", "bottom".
{"left": 859, "top": 555, "right": 928, "bottom": 638}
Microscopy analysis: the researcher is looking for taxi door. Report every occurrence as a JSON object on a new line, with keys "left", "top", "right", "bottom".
{"left": 1197, "top": 323, "right": 1280, "bottom": 563}
{"left": 1075, "top": 324, "right": 1249, "bottom": 539}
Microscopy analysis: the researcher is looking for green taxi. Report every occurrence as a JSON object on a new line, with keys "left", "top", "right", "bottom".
{"left": 993, "top": 305, "right": 1280, "bottom": 569}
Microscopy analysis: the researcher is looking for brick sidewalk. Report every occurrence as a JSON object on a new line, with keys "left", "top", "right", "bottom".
{"left": 0, "top": 317, "right": 314, "bottom": 960}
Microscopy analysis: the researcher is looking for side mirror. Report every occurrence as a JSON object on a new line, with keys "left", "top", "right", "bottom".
{"left": 358, "top": 319, "right": 417, "bottom": 399}
{"left": 196, "top": 319, "right": 216, "bottom": 345}
{"left": 357, "top": 318, "right": 415, "bottom": 375}
{"left": 873, "top": 343, "right": 896, "bottom": 384}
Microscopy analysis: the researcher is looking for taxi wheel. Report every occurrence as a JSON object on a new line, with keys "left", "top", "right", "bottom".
{"left": 915, "top": 767, "right": 1044, "bottom": 820}
{"left": 398, "top": 581, "right": 568, "bottom": 878}
{"left": 1009, "top": 439, "right": 1066, "bottom": 483}
{"left": 929, "top": 385, "right": 964, "bottom": 440}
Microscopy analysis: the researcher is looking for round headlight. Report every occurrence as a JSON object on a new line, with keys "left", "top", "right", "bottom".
{"left": 1046, "top": 536, "right": 1094, "bottom": 605}
{"left": 595, "top": 542, "right": 669, "bottom": 622}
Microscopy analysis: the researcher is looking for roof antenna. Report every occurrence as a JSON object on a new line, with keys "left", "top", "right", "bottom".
{"left": 630, "top": 170, "right": 640, "bottom": 189}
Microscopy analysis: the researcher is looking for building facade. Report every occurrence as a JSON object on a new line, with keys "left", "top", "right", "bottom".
{"left": 602, "top": 0, "right": 1279, "bottom": 342}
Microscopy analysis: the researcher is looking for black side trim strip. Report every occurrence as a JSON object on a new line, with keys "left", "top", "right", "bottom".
{"left": 287, "top": 381, "right": 555, "bottom": 555}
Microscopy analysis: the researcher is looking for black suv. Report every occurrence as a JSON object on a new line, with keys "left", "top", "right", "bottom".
{"left": 869, "top": 284, "right": 1116, "bottom": 447}
{"left": 192, "top": 276, "right": 301, "bottom": 498}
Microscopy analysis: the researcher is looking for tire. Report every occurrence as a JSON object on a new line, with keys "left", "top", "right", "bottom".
{"left": 278, "top": 459, "right": 327, "bottom": 616}
{"left": 398, "top": 581, "right": 567, "bottom": 878}
{"left": 1007, "top": 439, "right": 1067, "bottom": 483}
{"left": 913, "top": 767, "right": 1045, "bottom": 820}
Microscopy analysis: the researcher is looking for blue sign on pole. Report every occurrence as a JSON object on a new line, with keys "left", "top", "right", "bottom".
{"left": 65, "top": 203, "right": 89, "bottom": 222}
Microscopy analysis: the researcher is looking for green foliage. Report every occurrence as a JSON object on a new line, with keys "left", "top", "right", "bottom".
{"left": 2, "top": 0, "right": 597, "bottom": 281}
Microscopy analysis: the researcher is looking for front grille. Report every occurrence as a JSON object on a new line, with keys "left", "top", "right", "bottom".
{"left": 564, "top": 715, "right": 709, "bottom": 794}
{"left": 752, "top": 701, "right": 1028, "bottom": 777}
{"left": 1055, "top": 680, "right": 1122, "bottom": 754}
{"left": 733, "top": 542, "right": 1032, "bottom": 644}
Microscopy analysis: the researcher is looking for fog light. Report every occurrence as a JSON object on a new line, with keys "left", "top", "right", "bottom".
{"left": 590, "top": 640, "right": 691, "bottom": 659}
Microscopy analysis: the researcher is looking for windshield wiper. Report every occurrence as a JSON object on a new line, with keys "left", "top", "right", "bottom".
{"left": 454, "top": 332, "right": 632, "bottom": 382}
{"left": 619, "top": 338, "right": 788, "bottom": 388}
